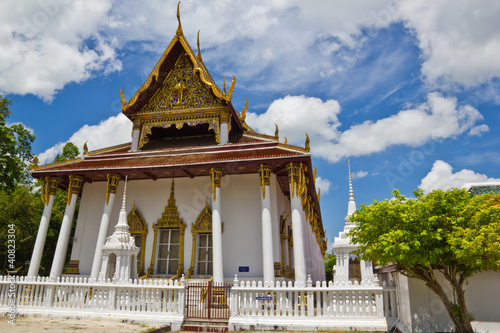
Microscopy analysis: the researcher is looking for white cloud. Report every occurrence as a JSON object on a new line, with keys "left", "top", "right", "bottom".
{"left": 468, "top": 124, "right": 489, "bottom": 137}
{"left": 2, "top": 0, "right": 499, "bottom": 101}
{"left": 419, "top": 160, "right": 500, "bottom": 192}
{"left": 248, "top": 92, "right": 486, "bottom": 163}
{"left": 0, "top": 0, "right": 120, "bottom": 101}
{"left": 315, "top": 177, "right": 331, "bottom": 194}
{"left": 38, "top": 112, "right": 131, "bottom": 164}
{"left": 395, "top": 0, "right": 500, "bottom": 87}
{"left": 352, "top": 170, "right": 368, "bottom": 179}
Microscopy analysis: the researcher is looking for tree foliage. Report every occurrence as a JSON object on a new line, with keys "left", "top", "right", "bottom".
{"left": 0, "top": 95, "right": 35, "bottom": 192}
{"left": 350, "top": 188, "right": 500, "bottom": 333}
{"left": 53, "top": 142, "right": 79, "bottom": 163}
{"left": 324, "top": 251, "right": 336, "bottom": 282}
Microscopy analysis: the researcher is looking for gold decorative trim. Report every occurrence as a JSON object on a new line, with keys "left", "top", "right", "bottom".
{"left": 67, "top": 175, "right": 84, "bottom": 206}
{"left": 106, "top": 174, "right": 121, "bottom": 205}
{"left": 274, "top": 124, "right": 279, "bottom": 140}
{"left": 128, "top": 202, "right": 148, "bottom": 277}
{"left": 147, "top": 180, "right": 186, "bottom": 277}
{"left": 32, "top": 157, "right": 84, "bottom": 171}
{"left": 210, "top": 167, "right": 223, "bottom": 202}
{"left": 64, "top": 260, "right": 79, "bottom": 274}
{"left": 41, "top": 176, "right": 59, "bottom": 206}
{"left": 279, "top": 211, "right": 289, "bottom": 274}
{"left": 139, "top": 116, "right": 220, "bottom": 149}
{"left": 258, "top": 164, "right": 272, "bottom": 200}
{"left": 305, "top": 133, "right": 310, "bottom": 152}
{"left": 287, "top": 162, "right": 300, "bottom": 198}
{"left": 31, "top": 154, "right": 39, "bottom": 170}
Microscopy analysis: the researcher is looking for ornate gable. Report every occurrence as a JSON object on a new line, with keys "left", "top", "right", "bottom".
{"left": 140, "top": 52, "right": 221, "bottom": 114}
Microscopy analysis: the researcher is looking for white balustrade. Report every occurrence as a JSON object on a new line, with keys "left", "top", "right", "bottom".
{"left": 0, "top": 275, "right": 186, "bottom": 316}
{"left": 230, "top": 275, "right": 398, "bottom": 319}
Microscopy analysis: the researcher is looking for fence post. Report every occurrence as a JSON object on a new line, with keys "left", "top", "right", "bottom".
{"left": 178, "top": 275, "right": 186, "bottom": 315}
{"left": 375, "top": 290, "right": 384, "bottom": 317}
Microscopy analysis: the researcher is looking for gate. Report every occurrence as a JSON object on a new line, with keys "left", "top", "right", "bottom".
{"left": 186, "top": 281, "right": 231, "bottom": 319}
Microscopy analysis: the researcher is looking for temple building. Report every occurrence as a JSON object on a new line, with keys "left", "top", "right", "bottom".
{"left": 28, "top": 6, "right": 326, "bottom": 285}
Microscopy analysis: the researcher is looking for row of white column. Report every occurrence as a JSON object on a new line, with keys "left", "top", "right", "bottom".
{"left": 28, "top": 175, "right": 85, "bottom": 280}
{"left": 29, "top": 163, "right": 319, "bottom": 284}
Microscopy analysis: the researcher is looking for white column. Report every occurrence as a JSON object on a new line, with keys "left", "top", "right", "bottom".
{"left": 90, "top": 174, "right": 120, "bottom": 280}
{"left": 130, "top": 120, "right": 141, "bottom": 151}
{"left": 287, "top": 162, "right": 307, "bottom": 283}
{"left": 49, "top": 175, "right": 84, "bottom": 281}
{"left": 219, "top": 122, "right": 228, "bottom": 144}
{"left": 130, "top": 129, "right": 140, "bottom": 151}
{"left": 290, "top": 196, "right": 306, "bottom": 282}
{"left": 211, "top": 168, "right": 224, "bottom": 283}
{"left": 28, "top": 177, "right": 59, "bottom": 277}
{"left": 259, "top": 164, "right": 274, "bottom": 284}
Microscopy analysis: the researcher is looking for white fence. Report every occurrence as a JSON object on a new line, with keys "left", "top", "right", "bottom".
{"left": 1, "top": 275, "right": 398, "bottom": 330}
{"left": 0, "top": 275, "right": 185, "bottom": 327}
{"left": 229, "top": 276, "right": 398, "bottom": 331}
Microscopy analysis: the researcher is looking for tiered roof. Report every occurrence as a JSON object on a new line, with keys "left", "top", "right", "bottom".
{"left": 31, "top": 2, "right": 325, "bottom": 249}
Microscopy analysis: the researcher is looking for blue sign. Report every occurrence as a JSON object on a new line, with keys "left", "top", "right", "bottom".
{"left": 256, "top": 296, "right": 273, "bottom": 301}
{"left": 238, "top": 266, "right": 249, "bottom": 272}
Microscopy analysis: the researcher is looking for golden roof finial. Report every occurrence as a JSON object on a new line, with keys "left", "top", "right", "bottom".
{"left": 317, "top": 188, "right": 321, "bottom": 202}
{"left": 31, "top": 154, "right": 39, "bottom": 170}
{"left": 313, "top": 166, "right": 317, "bottom": 183}
{"left": 120, "top": 86, "right": 126, "bottom": 111}
{"left": 223, "top": 75, "right": 235, "bottom": 101}
{"left": 196, "top": 30, "right": 202, "bottom": 62}
{"left": 274, "top": 124, "right": 279, "bottom": 140}
{"left": 284, "top": 137, "right": 287, "bottom": 144}
{"left": 305, "top": 133, "right": 310, "bottom": 152}
{"left": 176, "top": 1, "right": 183, "bottom": 36}
{"left": 241, "top": 97, "right": 248, "bottom": 121}
{"left": 83, "top": 141, "right": 88, "bottom": 155}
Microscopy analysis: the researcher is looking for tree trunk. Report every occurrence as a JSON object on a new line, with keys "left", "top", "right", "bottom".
{"left": 423, "top": 271, "right": 474, "bottom": 333}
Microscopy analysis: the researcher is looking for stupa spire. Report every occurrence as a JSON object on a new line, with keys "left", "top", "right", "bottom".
{"left": 346, "top": 160, "right": 357, "bottom": 222}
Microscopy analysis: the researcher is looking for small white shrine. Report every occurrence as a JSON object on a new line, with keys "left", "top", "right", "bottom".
{"left": 98, "top": 178, "right": 140, "bottom": 283}
{"left": 332, "top": 161, "right": 376, "bottom": 285}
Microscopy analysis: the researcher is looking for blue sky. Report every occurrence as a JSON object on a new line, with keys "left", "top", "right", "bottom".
{"left": 2, "top": 0, "right": 500, "bottom": 249}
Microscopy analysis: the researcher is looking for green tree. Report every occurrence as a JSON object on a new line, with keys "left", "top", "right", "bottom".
{"left": 0, "top": 185, "right": 43, "bottom": 275}
{"left": 53, "top": 142, "right": 79, "bottom": 163}
{"left": 0, "top": 95, "right": 35, "bottom": 191}
{"left": 349, "top": 188, "right": 500, "bottom": 333}
{"left": 324, "top": 251, "right": 336, "bottom": 282}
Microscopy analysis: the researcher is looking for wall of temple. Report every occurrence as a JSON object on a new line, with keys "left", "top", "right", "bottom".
{"left": 70, "top": 173, "right": 293, "bottom": 281}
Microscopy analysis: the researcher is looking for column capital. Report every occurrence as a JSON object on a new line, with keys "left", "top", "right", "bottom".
{"left": 132, "top": 118, "right": 142, "bottom": 130}
{"left": 41, "top": 176, "right": 60, "bottom": 205}
{"left": 219, "top": 110, "right": 231, "bottom": 124}
{"left": 210, "top": 167, "right": 224, "bottom": 202}
{"left": 106, "top": 173, "right": 121, "bottom": 205}
{"left": 67, "top": 175, "right": 85, "bottom": 205}
{"left": 258, "top": 164, "right": 272, "bottom": 199}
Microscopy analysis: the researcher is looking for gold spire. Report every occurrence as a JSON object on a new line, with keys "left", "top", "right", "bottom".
{"left": 305, "top": 133, "right": 310, "bottom": 152}
{"left": 83, "top": 141, "right": 88, "bottom": 155}
{"left": 176, "top": 1, "right": 183, "bottom": 36}
{"left": 196, "top": 30, "right": 202, "bottom": 62}
{"left": 284, "top": 137, "right": 287, "bottom": 144}
{"left": 275, "top": 124, "right": 279, "bottom": 140}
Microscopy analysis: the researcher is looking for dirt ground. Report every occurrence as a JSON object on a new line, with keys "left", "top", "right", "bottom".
{"left": 0, "top": 316, "right": 160, "bottom": 332}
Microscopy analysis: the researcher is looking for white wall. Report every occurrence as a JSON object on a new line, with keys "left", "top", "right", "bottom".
{"left": 71, "top": 173, "right": 296, "bottom": 281}
{"left": 400, "top": 270, "right": 500, "bottom": 332}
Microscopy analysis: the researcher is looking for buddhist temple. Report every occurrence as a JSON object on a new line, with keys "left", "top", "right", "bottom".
{"left": 28, "top": 3, "right": 326, "bottom": 285}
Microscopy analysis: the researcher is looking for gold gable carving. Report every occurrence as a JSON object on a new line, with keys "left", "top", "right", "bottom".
{"left": 140, "top": 53, "right": 220, "bottom": 114}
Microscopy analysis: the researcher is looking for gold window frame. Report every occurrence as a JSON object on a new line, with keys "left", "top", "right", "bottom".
{"left": 127, "top": 203, "right": 148, "bottom": 277}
